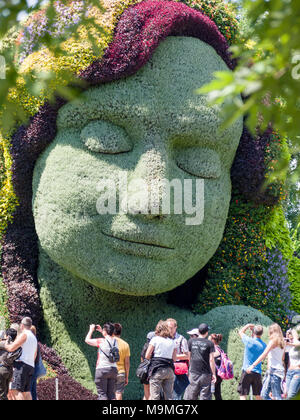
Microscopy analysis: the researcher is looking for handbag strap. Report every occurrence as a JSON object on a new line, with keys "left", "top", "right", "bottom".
{"left": 99, "top": 338, "right": 112, "bottom": 360}
{"left": 177, "top": 336, "right": 189, "bottom": 364}
{"left": 179, "top": 336, "right": 183, "bottom": 355}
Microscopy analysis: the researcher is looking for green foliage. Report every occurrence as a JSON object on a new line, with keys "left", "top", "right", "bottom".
{"left": 194, "top": 194, "right": 294, "bottom": 328}
{"left": 263, "top": 133, "right": 290, "bottom": 203}
{"left": 198, "top": 0, "right": 300, "bottom": 181}
{"left": 175, "top": 0, "right": 240, "bottom": 44}
{"left": 0, "top": 249, "right": 9, "bottom": 329}
{"left": 0, "top": 280, "right": 9, "bottom": 329}
{"left": 291, "top": 223, "right": 300, "bottom": 258}
{"left": 0, "top": 134, "right": 19, "bottom": 239}
{"left": 284, "top": 159, "right": 300, "bottom": 237}
{"left": 289, "top": 256, "right": 300, "bottom": 314}
{"left": 0, "top": 142, "right": 4, "bottom": 191}
{"left": 0, "top": 0, "right": 38, "bottom": 37}
{"left": 194, "top": 196, "right": 265, "bottom": 305}
{"left": 262, "top": 206, "right": 293, "bottom": 260}
{"left": 0, "top": 0, "right": 108, "bottom": 134}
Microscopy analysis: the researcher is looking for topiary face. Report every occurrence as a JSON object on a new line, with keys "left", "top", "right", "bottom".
{"left": 32, "top": 37, "right": 243, "bottom": 296}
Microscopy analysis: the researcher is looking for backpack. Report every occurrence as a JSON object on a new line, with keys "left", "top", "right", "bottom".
{"left": 100, "top": 339, "right": 120, "bottom": 363}
{"left": 217, "top": 348, "right": 234, "bottom": 380}
{"left": 136, "top": 359, "right": 150, "bottom": 384}
{"left": 3, "top": 347, "right": 23, "bottom": 367}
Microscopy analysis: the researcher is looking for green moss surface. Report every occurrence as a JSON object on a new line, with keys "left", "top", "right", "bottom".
{"left": 290, "top": 256, "right": 300, "bottom": 314}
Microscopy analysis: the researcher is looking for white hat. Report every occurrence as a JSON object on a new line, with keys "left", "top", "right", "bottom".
{"left": 187, "top": 328, "right": 199, "bottom": 336}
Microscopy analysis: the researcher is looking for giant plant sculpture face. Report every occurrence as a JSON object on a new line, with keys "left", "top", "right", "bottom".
{"left": 32, "top": 37, "right": 243, "bottom": 296}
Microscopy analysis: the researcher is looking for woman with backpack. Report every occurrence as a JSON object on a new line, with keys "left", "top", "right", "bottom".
{"left": 145, "top": 321, "right": 177, "bottom": 400}
{"left": 85, "top": 322, "right": 119, "bottom": 400}
{"left": 209, "top": 334, "right": 224, "bottom": 400}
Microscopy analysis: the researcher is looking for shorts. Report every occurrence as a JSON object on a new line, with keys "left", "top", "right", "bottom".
{"left": 116, "top": 372, "right": 126, "bottom": 394}
{"left": 11, "top": 361, "right": 35, "bottom": 393}
{"left": 237, "top": 370, "right": 263, "bottom": 396}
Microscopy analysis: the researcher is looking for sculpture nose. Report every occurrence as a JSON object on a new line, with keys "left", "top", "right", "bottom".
{"left": 125, "top": 135, "right": 169, "bottom": 219}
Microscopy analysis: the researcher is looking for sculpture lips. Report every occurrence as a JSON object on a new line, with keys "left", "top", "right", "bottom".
{"left": 101, "top": 230, "right": 176, "bottom": 259}
{"left": 101, "top": 231, "right": 174, "bottom": 249}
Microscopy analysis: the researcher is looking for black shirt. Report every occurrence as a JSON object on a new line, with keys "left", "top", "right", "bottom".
{"left": 188, "top": 337, "right": 214, "bottom": 375}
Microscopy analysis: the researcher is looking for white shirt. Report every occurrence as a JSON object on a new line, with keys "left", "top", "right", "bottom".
{"left": 268, "top": 346, "right": 285, "bottom": 371}
{"left": 96, "top": 337, "right": 118, "bottom": 369}
{"left": 150, "top": 336, "right": 175, "bottom": 359}
{"left": 18, "top": 329, "right": 37, "bottom": 368}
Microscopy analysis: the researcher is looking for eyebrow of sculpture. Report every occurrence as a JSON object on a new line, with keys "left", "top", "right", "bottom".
{"left": 165, "top": 108, "right": 228, "bottom": 146}
{"left": 56, "top": 97, "right": 152, "bottom": 130}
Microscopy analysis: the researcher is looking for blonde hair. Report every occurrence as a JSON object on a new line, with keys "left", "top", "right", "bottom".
{"left": 155, "top": 321, "right": 172, "bottom": 338}
{"left": 30, "top": 325, "right": 37, "bottom": 336}
{"left": 269, "top": 324, "right": 285, "bottom": 349}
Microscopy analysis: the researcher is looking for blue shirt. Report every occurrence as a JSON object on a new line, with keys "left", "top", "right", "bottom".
{"left": 242, "top": 334, "right": 267, "bottom": 374}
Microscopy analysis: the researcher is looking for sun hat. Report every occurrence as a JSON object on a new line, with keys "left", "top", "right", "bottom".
{"left": 187, "top": 328, "right": 199, "bottom": 336}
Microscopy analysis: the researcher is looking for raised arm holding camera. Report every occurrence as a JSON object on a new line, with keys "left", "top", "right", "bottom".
{"left": 85, "top": 322, "right": 119, "bottom": 400}
{"left": 237, "top": 323, "right": 267, "bottom": 400}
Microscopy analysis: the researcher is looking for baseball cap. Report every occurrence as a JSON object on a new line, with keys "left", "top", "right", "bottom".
{"left": 198, "top": 323, "right": 210, "bottom": 335}
{"left": 187, "top": 328, "right": 199, "bottom": 336}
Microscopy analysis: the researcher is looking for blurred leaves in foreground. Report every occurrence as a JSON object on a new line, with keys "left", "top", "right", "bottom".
{"left": 0, "top": 0, "right": 107, "bottom": 135}
{"left": 199, "top": 0, "right": 300, "bottom": 185}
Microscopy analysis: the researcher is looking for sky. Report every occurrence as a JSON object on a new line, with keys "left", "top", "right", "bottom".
{"left": 27, "top": 0, "right": 39, "bottom": 6}
{"left": 17, "top": 0, "right": 43, "bottom": 21}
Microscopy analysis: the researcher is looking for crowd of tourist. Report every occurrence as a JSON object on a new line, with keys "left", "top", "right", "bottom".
{"left": 1, "top": 316, "right": 299, "bottom": 400}
{"left": 86, "top": 318, "right": 300, "bottom": 401}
